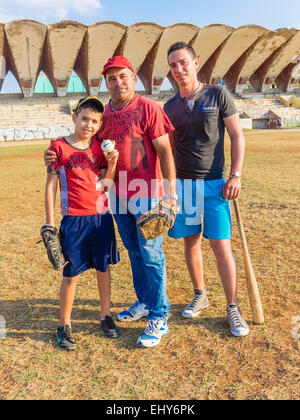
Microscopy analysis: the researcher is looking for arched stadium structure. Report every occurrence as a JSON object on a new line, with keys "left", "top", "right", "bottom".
{"left": 0, "top": 20, "right": 299, "bottom": 97}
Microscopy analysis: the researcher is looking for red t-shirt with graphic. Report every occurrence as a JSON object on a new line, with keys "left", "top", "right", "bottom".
{"left": 47, "top": 137, "right": 108, "bottom": 216}
{"left": 95, "top": 94, "right": 174, "bottom": 199}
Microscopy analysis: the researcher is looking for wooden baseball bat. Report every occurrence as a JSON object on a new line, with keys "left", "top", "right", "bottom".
{"left": 233, "top": 199, "right": 264, "bottom": 324}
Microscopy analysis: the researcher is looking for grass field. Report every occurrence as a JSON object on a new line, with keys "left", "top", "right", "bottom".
{"left": 0, "top": 130, "right": 299, "bottom": 400}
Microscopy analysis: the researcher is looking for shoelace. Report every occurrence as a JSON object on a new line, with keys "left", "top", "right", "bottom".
{"left": 129, "top": 300, "right": 141, "bottom": 314}
{"left": 187, "top": 294, "right": 203, "bottom": 310}
{"left": 104, "top": 316, "right": 117, "bottom": 329}
{"left": 63, "top": 326, "right": 73, "bottom": 341}
{"left": 227, "top": 306, "right": 245, "bottom": 328}
{"left": 145, "top": 320, "right": 160, "bottom": 334}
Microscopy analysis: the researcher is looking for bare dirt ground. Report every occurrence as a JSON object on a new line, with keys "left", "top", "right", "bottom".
{"left": 0, "top": 129, "right": 299, "bottom": 400}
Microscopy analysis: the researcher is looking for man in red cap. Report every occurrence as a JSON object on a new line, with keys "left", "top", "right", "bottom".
{"left": 99, "top": 56, "right": 177, "bottom": 348}
{"left": 45, "top": 56, "right": 177, "bottom": 348}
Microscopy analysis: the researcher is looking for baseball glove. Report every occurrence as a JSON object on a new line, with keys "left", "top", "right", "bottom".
{"left": 137, "top": 200, "right": 179, "bottom": 241}
{"left": 40, "top": 225, "right": 68, "bottom": 271}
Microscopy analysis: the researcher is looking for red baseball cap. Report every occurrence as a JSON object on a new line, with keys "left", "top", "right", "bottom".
{"left": 102, "top": 56, "right": 135, "bottom": 76}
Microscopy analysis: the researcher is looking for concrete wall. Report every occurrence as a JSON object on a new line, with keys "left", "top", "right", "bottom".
{"left": 0, "top": 20, "right": 300, "bottom": 95}
{"left": 281, "top": 115, "right": 300, "bottom": 127}
{"left": 239, "top": 118, "right": 252, "bottom": 129}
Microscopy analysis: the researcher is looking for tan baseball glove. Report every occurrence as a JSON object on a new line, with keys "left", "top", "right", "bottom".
{"left": 137, "top": 200, "right": 179, "bottom": 241}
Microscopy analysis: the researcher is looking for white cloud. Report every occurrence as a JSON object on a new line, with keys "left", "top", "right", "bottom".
{"left": 0, "top": 0, "right": 102, "bottom": 23}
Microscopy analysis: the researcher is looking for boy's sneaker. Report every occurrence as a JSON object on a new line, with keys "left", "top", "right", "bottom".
{"left": 56, "top": 325, "right": 76, "bottom": 350}
{"left": 227, "top": 303, "right": 250, "bottom": 337}
{"left": 101, "top": 316, "right": 120, "bottom": 339}
{"left": 137, "top": 319, "right": 169, "bottom": 348}
{"left": 182, "top": 289, "right": 209, "bottom": 318}
{"left": 117, "top": 300, "right": 149, "bottom": 322}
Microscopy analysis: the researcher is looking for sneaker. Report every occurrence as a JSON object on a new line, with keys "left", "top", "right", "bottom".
{"left": 182, "top": 289, "right": 209, "bottom": 318}
{"left": 56, "top": 325, "right": 76, "bottom": 350}
{"left": 227, "top": 303, "right": 250, "bottom": 337}
{"left": 137, "top": 320, "right": 169, "bottom": 348}
{"left": 101, "top": 316, "right": 120, "bottom": 339}
{"left": 117, "top": 300, "right": 149, "bottom": 322}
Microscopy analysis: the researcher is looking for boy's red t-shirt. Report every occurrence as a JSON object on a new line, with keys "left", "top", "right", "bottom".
{"left": 95, "top": 94, "right": 174, "bottom": 199}
{"left": 47, "top": 137, "right": 108, "bottom": 216}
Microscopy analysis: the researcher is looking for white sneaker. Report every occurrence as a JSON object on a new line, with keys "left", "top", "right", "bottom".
{"left": 137, "top": 320, "right": 169, "bottom": 348}
{"left": 182, "top": 290, "right": 209, "bottom": 318}
{"left": 117, "top": 300, "right": 149, "bottom": 322}
{"left": 227, "top": 303, "right": 250, "bottom": 337}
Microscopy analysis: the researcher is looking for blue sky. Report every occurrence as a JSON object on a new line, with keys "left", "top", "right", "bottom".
{"left": 0, "top": 0, "right": 299, "bottom": 92}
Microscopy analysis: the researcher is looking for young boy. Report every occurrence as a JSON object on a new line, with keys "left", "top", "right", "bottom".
{"left": 45, "top": 96, "right": 120, "bottom": 350}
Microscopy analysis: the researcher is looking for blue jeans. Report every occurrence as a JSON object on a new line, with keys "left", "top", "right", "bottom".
{"left": 113, "top": 197, "right": 171, "bottom": 321}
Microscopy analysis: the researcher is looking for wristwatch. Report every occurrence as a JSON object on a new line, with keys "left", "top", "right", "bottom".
{"left": 166, "top": 194, "right": 178, "bottom": 200}
{"left": 230, "top": 171, "right": 241, "bottom": 178}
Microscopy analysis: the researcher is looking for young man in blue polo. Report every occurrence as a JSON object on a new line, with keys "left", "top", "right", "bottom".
{"left": 164, "top": 42, "right": 249, "bottom": 337}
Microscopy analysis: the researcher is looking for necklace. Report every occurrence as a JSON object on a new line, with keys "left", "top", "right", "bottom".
{"left": 110, "top": 96, "right": 134, "bottom": 112}
{"left": 181, "top": 82, "right": 202, "bottom": 100}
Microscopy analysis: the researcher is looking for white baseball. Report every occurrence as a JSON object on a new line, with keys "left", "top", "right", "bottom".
{"left": 101, "top": 139, "right": 115, "bottom": 153}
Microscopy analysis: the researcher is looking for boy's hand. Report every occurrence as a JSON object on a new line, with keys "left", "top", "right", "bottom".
{"left": 44, "top": 149, "right": 57, "bottom": 166}
{"left": 104, "top": 149, "right": 119, "bottom": 166}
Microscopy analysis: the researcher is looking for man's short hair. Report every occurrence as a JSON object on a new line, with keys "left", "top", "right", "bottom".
{"left": 167, "top": 42, "right": 197, "bottom": 59}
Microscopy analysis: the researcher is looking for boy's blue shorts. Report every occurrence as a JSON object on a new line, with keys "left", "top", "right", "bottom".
{"left": 60, "top": 213, "right": 119, "bottom": 278}
{"left": 168, "top": 178, "right": 232, "bottom": 240}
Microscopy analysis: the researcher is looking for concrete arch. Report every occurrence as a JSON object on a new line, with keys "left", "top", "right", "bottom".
{"left": 291, "top": 61, "right": 300, "bottom": 83}
{"left": 226, "top": 29, "right": 295, "bottom": 92}
{"left": 4, "top": 20, "right": 47, "bottom": 97}
{"left": 139, "top": 23, "right": 199, "bottom": 94}
{"left": 276, "top": 56, "right": 300, "bottom": 92}
{"left": 121, "top": 22, "right": 164, "bottom": 91}
{"left": 261, "top": 30, "right": 300, "bottom": 92}
{"left": 0, "top": 24, "right": 7, "bottom": 91}
{"left": 210, "top": 25, "right": 267, "bottom": 85}
{"left": 191, "top": 24, "right": 233, "bottom": 82}
{"left": 75, "top": 21, "right": 126, "bottom": 96}
{"left": 43, "top": 20, "right": 87, "bottom": 97}
{"left": 0, "top": 20, "right": 299, "bottom": 96}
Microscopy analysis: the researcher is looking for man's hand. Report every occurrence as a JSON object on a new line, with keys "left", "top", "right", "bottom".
{"left": 44, "top": 149, "right": 57, "bottom": 166}
{"left": 164, "top": 196, "right": 177, "bottom": 228}
{"left": 223, "top": 177, "right": 241, "bottom": 201}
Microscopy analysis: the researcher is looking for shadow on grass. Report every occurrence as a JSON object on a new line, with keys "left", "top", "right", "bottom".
{"left": 0, "top": 299, "right": 234, "bottom": 347}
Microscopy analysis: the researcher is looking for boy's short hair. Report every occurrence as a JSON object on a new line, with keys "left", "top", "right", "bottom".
{"left": 167, "top": 42, "right": 197, "bottom": 59}
{"left": 73, "top": 96, "right": 105, "bottom": 116}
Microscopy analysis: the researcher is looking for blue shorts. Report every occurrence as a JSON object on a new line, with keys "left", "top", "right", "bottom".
{"left": 60, "top": 213, "right": 119, "bottom": 277}
{"left": 168, "top": 178, "right": 232, "bottom": 240}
